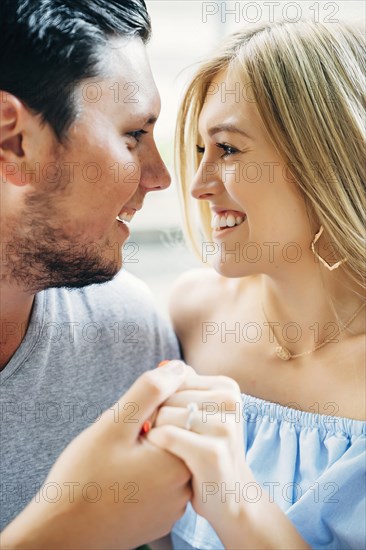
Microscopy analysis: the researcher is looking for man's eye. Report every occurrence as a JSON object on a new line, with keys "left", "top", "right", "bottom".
{"left": 196, "top": 145, "right": 205, "bottom": 154}
{"left": 128, "top": 129, "right": 148, "bottom": 142}
{"left": 216, "top": 143, "right": 240, "bottom": 158}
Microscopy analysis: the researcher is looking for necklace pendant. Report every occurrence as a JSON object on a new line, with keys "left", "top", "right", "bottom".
{"left": 275, "top": 345, "right": 291, "bottom": 361}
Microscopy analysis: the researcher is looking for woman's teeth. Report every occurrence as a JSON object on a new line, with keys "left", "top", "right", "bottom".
{"left": 211, "top": 213, "right": 246, "bottom": 230}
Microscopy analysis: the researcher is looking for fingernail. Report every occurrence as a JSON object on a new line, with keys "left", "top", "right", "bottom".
{"left": 158, "top": 360, "right": 171, "bottom": 368}
{"left": 139, "top": 420, "right": 151, "bottom": 436}
{"left": 160, "top": 360, "right": 186, "bottom": 376}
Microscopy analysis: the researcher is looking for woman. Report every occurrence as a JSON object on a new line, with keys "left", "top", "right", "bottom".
{"left": 147, "top": 19, "right": 366, "bottom": 549}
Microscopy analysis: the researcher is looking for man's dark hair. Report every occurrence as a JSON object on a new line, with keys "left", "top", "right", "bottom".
{"left": 0, "top": 0, "right": 151, "bottom": 140}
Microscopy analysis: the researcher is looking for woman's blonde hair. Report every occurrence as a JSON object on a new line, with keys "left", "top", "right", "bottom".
{"left": 175, "top": 19, "right": 365, "bottom": 294}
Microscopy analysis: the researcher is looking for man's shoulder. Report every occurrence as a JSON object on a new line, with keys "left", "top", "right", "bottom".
{"left": 48, "top": 270, "right": 156, "bottom": 320}
{"left": 41, "top": 270, "right": 179, "bottom": 372}
{"left": 85, "top": 269, "right": 154, "bottom": 302}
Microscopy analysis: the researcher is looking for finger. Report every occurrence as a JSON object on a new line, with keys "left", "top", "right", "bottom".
{"left": 139, "top": 361, "right": 197, "bottom": 436}
{"left": 157, "top": 367, "right": 240, "bottom": 395}
{"left": 104, "top": 361, "right": 190, "bottom": 441}
{"left": 179, "top": 373, "right": 241, "bottom": 393}
{"left": 159, "top": 360, "right": 197, "bottom": 377}
{"left": 147, "top": 425, "right": 218, "bottom": 474}
{"left": 163, "top": 389, "right": 242, "bottom": 413}
{"left": 155, "top": 406, "right": 237, "bottom": 437}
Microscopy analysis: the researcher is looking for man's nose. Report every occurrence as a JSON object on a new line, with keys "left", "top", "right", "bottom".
{"left": 190, "top": 161, "right": 221, "bottom": 200}
{"left": 140, "top": 145, "right": 171, "bottom": 192}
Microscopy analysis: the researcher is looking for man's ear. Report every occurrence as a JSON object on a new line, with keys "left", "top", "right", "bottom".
{"left": 0, "top": 92, "right": 30, "bottom": 186}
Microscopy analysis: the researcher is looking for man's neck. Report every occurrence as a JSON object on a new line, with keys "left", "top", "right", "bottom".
{"left": 0, "top": 285, "right": 35, "bottom": 371}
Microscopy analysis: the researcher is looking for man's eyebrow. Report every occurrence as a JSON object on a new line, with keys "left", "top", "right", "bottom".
{"left": 144, "top": 114, "right": 158, "bottom": 126}
{"left": 128, "top": 114, "right": 158, "bottom": 129}
{"left": 207, "top": 124, "right": 252, "bottom": 140}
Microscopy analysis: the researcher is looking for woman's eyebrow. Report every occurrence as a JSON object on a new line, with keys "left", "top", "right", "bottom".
{"left": 208, "top": 124, "right": 252, "bottom": 140}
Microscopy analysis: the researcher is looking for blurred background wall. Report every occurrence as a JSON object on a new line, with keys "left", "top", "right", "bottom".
{"left": 124, "top": 0, "right": 365, "bottom": 316}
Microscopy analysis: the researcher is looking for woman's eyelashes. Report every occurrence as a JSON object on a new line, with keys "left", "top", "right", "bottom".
{"left": 196, "top": 142, "right": 242, "bottom": 159}
{"left": 216, "top": 142, "right": 241, "bottom": 158}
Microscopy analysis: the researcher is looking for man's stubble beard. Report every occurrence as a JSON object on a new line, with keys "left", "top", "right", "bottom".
{"left": 2, "top": 153, "right": 121, "bottom": 293}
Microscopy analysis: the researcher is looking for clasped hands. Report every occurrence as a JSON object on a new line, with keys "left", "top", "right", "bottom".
{"left": 144, "top": 360, "right": 251, "bottom": 535}
{"left": 2, "top": 360, "right": 252, "bottom": 550}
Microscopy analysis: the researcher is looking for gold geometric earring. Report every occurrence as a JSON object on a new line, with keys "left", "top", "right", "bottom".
{"left": 311, "top": 226, "right": 347, "bottom": 271}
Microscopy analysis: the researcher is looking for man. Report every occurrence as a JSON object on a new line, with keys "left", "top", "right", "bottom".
{"left": 0, "top": 0, "right": 191, "bottom": 547}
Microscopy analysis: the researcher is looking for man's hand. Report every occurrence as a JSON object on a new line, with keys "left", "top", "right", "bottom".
{"left": 1, "top": 361, "right": 192, "bottom": 549}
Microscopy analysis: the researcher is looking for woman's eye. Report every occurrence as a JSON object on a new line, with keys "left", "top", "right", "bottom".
{"left": 128, "top": 129, "right": 148, "bottom": 143}
{"left": 216, "top": 143, "right": 240, "bottom": 158}
{"left": 196, "top": 143, "right": 241, "bottom": 159}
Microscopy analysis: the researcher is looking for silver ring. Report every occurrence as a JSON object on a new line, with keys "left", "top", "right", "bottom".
{"left": 185, "top": 402, "right": 198, "bottom": 431}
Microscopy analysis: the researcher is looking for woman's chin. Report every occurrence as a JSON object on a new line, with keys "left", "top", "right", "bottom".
{"left": 212, "top": 258, "right": 253, "bottom": 279}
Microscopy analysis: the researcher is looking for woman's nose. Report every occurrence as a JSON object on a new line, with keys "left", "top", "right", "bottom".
{"left": 190, "top": 161, "right": 222, "bottom": 200}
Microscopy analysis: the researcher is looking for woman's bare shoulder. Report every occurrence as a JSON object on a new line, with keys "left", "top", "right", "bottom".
{"left": 169, "top": 268, "right": 225, "bottom": 335}
{"left": 169, "top": 269, "right": 255, "bottom": 337}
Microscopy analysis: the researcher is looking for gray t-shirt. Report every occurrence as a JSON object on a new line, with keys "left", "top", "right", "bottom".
{"left": 0, "top": 270, "right": 180, "bottom": 530}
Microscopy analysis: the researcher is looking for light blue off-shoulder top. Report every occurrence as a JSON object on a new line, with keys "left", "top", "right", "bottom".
{"left": 172, "top": 393, "right": 366, "bottom": 550}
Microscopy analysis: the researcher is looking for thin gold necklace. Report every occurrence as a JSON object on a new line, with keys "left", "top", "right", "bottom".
{"left": 262, "top": 301, "right": 365, "bottom": 361}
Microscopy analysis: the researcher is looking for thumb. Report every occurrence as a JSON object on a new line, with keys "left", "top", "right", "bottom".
{"left": 116, "top": 360, "right": 190, "bottom": 441}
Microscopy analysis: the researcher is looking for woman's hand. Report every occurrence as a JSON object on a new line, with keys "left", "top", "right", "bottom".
{"left": 146, "top": 370, "right": 252, "bottom": 531}
{"left": 147, "top": 366, "right": 310, "bottom": 550}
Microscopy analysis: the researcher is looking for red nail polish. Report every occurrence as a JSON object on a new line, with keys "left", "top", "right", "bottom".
{"left": 139, "top": 420, "right": 151, "bottom": 436}
{"left": 158, "top": 360, "right": 170, "bottom": 368}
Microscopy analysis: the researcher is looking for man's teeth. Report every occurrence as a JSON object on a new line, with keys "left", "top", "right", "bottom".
{"left": 116, "top": 211, "right": 134, "bottom": 223}
{"left": 211, "top": 213, "right": 246, "bottom": 230}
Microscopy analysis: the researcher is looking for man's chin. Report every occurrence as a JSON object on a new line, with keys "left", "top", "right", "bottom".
{"left": 5, "top": 230, "right": 124, "bottom": 292}
{"left": 54, "top": 261, "right": 121, "bottom": 290}
{"left": 23, "top": 258, "right": 121, "bottom": 293}
{"left": 62, "top": 271, "right": 119, "bottom": 290}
